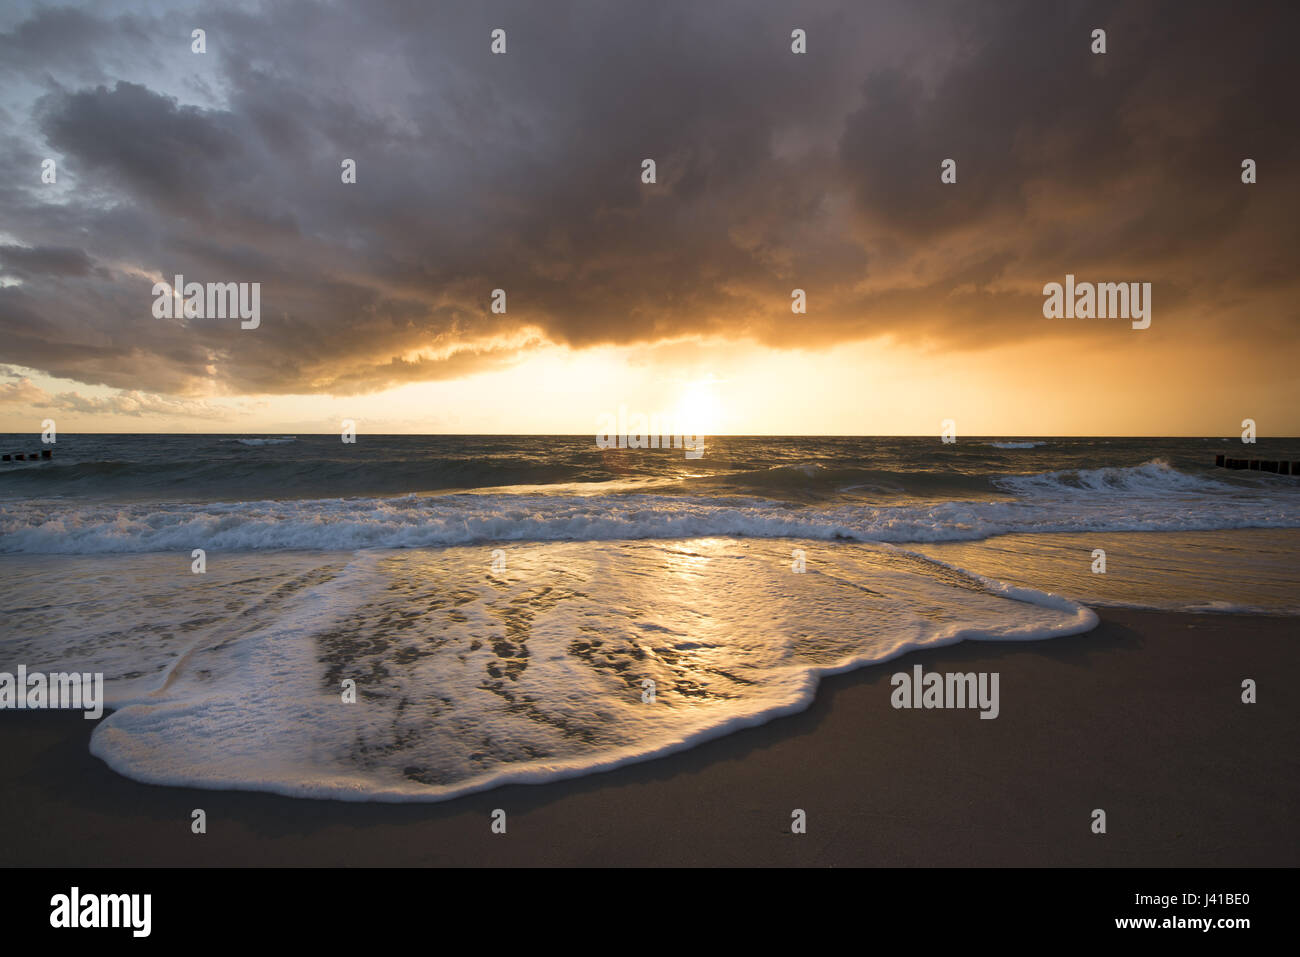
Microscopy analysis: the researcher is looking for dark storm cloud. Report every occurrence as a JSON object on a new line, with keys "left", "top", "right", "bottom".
{"left": 0, "top": 0, "right": 1296, "bottom": 398}
{"left": 0, "top": 7, "right": 140, "bottom": 81}
{"left": 0, "top": 243, "right": 105, "bottom": 278}
{"left": 39, "top": 82, "right": 244, "bottom": 215}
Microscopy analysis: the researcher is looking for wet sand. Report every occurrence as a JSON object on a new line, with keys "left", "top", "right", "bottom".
{"left": 1, "top": 608, "right": 1295, "bottom": 867}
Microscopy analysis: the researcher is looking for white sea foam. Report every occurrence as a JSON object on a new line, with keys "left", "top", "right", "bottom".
{"left": 1, "top": 460, "right": 1294, "bottom": 555}
{"left": 232, "top": 436, "right": 297, "bottom": 446}
{"left": 69, "top": 539, "right": 1097, "bottom": 801}
{"left": 994, "top": 458, "right": 1234, "bottom": 495}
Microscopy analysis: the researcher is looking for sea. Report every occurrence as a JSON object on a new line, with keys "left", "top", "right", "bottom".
{"left": 1, "top": 434, "right": 1296, "bottom": 801}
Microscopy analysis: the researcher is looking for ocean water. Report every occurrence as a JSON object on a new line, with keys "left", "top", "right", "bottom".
{"left": 1, "top": 434, "right": 1297, "bottom": 800}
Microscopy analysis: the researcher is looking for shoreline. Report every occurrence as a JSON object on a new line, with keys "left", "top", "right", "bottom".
{"left": 1, "top": 608, "right": 1295, "bottom": 867}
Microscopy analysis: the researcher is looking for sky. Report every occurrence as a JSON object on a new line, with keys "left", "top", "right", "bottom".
{"left": 0, "top": 0, "right": 1296, "bottom": 436}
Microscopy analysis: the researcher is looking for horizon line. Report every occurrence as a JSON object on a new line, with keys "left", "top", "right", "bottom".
{"left": 2, "top": 432, "right": 1297, "bottom": 440}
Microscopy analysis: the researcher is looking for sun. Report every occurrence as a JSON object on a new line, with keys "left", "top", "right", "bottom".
{"left": 674, "top": 380, "right": 725, "bottom": 436}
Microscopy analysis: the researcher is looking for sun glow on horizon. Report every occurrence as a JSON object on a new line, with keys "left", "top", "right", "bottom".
{"left": 2, "top": 335, "right": 1297, "bottom": 436}
{"left": 674, "top": 379, "right": 726, "bottom": 437}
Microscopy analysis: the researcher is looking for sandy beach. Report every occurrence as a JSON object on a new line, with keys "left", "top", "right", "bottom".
{"left": 2, "top": 607, "right": 1294, "bottom": 868}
